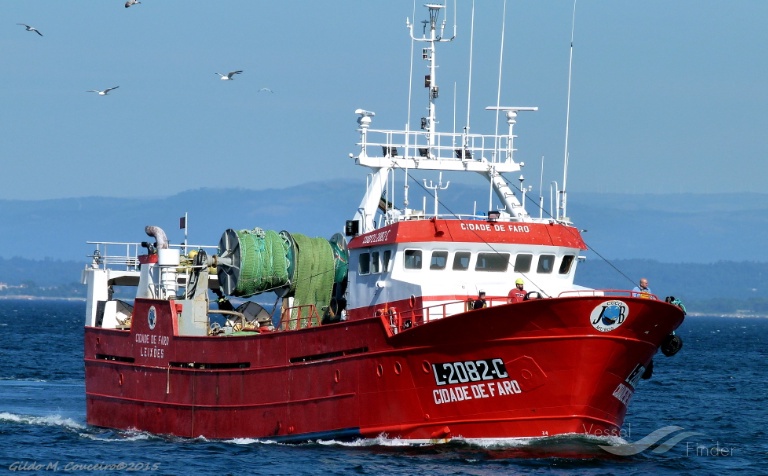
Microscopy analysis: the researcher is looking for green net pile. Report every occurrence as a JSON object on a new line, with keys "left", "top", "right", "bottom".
{"left": 227, "top": 228, "right": 337, "bottom": 330}
{"left": 290, "top": 234, "right": 336, "bottom": 329}
{"left": 232, "top": 228, "right": 290, "bottom": 297}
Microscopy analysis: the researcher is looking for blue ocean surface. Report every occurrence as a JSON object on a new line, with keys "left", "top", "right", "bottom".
{"left": 0, "top": 299, "right": 765, "bottom": 475}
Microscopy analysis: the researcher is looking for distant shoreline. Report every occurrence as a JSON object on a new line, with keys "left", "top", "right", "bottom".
{"left": 0, "top": 296, "right": 85, "bottom": 302}
{"left": 685, "top": 312, "right": 768, "bottom": 319}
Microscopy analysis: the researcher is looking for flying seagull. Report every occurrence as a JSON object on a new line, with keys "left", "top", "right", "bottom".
{"left": 258, "top": 88, "right": 273, "bottom": 93}
{"left": 87, "top": 86, "right": 120, "bottom": 96}
{"left": 215, "top": 71, "right": 243, "bottom": 80}
{"left": 125, "top": 0, "right": 141, "bottom": 7}
{"left": 17, "top": 23, "right": 43, "bottom": 36}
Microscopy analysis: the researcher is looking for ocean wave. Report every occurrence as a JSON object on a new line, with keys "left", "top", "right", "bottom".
{"left": 221, "top": 431, "right": 626, "bottom": 456}
{"left": 80, "top": 429, "right": 154, "bottom": 442}
{"left": 0, "top": 376, "right": 47, "bottom": 382}
{"left": 0, "top": 412, "right": 84, "bottom": 430}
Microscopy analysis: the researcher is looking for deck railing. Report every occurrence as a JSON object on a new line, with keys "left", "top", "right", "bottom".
{"left": 279, "top": 304, "right": 322, "bottom": 330}
{"left": 86, "top": 241, "right": 219, "bottom": 272}
{"left": 557, "top": 289, "right": 659, "bottom": 300}
{"left": 360, "top": 128, "right": 513, "bottom": 164}
{"left": 381, "top": 291, "right": 657, "bottom": 334}
{"left": 381, "top": 298, "right": 506, "bottom": 335}
{"left": 86, "top": 241, "right": 143, "bottom": 271}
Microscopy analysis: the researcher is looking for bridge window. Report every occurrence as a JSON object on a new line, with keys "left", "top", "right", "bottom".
{"left": 476, "top": 252, "right": 510, "bottom": 272}
{"left": 537, "top": 254, "right": 556, "bottom": 274}
{"left": 430, "top": 251, "right": 448, "bottom": 270}
{"left": 559, "top": 255, "right": 575, "bottom": 274}
{"left": 371, "top": 251, "right": 380, "bottom": 273}
{"left": 383, "top": 250, "right": 392, "bottom": 272}
{"left": 514, "top": 254, "right": 532, "bottom": 273}
{"left": 452, "top": 251, "right": 471, "bottom": 270}
{"left": 404, "top": 249, "right": 422, "bottom": 269}
{"left": 358, "top": 252, "right": 370, "bottom": 275}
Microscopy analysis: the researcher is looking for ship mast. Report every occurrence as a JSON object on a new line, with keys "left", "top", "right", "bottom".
{"left": 350, "top": 2, "right": 537, "bottom": 235}
{"left": 411, "top": 4, "right": 455, "bottom": 148}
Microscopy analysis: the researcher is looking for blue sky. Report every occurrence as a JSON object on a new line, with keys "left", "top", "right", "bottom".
{"left": 2, "top": 1, "right": 766, "bottom": 200}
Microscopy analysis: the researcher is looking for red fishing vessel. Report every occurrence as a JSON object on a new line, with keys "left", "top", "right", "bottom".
{"left": 83, "top": 3, "right": 685, "bottom": 443}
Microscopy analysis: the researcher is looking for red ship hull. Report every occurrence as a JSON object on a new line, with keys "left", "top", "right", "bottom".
{"left": 84, "top": 296, "right": 684, "bottom": 442}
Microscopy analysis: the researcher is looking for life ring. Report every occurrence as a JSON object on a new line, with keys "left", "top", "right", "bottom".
{"left": 388, "top": 307, "right": 405, "bottom": 329}
{"left": 388, "top": 307, "right": 398, "bottom": 320}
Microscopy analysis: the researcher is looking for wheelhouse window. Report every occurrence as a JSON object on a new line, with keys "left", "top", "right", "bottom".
{"left": 382, "top": 250, "right": 392, "bottom": 272}
{"left": 475, "top": 252, "right": 510, "bottom": 272}
{"left": 430, "top": 250, "right": 448, "bottom": 270}
{"left": 514, "top": 254, "right": 532, "bottom": 273}
{"left": 404, "top": 249, "right": 422, "bottom": 269}
{"left": 371, "top": 251, "right": 380, "bottom": 273}
{"left": 452, "top": 251, "right": 471, "bottom": 270}
{"left": 537, "top": 254, "right": 556, "bottom": 274}
{"left": 559, "top": 255, "right": 575, "bottom": 274}
{"left": 358, "top": 252, "right": 370, "bottom": 275}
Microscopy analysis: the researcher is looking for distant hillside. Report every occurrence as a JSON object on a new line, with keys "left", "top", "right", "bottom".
{"left": 576, "top": 258, "right": 768, "bottom": 315}
{"left": 0, "top": 182, "right": 358, "bottom": 263}
{"left": 1, "top": 182, "right": 766, "bottom": 263}
{"left": 573, "top": 192, "right": 768, "bottom": 264}
{"left": 0, "top": 257, "right": 81, "bottom": 288}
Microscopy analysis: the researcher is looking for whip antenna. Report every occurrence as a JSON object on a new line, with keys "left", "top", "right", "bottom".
{"left": 561, "top": 0, "right": 576, "bottom": 222}
{"left": 465, "top": 0, "right": 475, "bottom": 136}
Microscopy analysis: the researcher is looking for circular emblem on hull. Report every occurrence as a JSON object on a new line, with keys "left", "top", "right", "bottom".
{"left": 148, "top": 305, "right": 157, "bottom": 330}
{"left": 590, "top": 300, "right": 629, "bottom": 332}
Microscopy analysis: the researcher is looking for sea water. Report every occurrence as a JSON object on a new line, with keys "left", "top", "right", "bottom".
{"left": 0, "top": 299, "right": 765, "bottom": 475}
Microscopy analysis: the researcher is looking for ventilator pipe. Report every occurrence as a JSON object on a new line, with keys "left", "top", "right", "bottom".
{"left": 145, "top": 226, "right": 169, "bottom": 250}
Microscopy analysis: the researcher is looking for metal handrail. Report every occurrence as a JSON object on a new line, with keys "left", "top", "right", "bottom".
{"left": 361, "top": 128, "right": 512, "bottom": 163}
{"left": 279, "top": 304, "right": 321, "bottom": 330}
{"left": 86, "top": 241, "right": 218, "bottom": 272}
{"left": 557, "top": 289, "right": 659, "bottom": 300}
{"left": 382, "top": 290, "right": 657, "bottom": 334}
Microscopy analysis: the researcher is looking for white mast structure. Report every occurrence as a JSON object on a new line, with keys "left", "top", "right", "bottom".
{"left": 351, "top": 3, "right": 538, "bottom": 235}
{"left": 559, "top": 0, "right": 577, "bottom": 224}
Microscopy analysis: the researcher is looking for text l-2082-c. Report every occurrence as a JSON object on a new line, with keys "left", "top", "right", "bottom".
{"left": 432, "top": 358, "right": 509, "bottom": 386}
